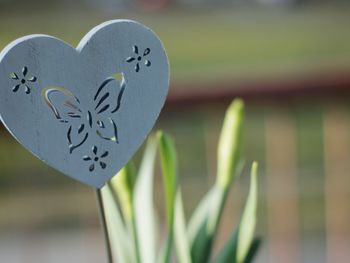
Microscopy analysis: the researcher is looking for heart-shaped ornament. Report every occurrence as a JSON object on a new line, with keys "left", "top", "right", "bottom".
{"left": 0, "top": 20, "right": 169, "bottom": 188}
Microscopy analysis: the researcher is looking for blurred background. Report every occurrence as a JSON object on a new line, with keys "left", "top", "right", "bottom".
{"left": 1, "top": 0, "right": 350, "bottom": 262}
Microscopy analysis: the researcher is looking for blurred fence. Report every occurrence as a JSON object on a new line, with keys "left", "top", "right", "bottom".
{"left": 162, "top": 71, "right": 350, "bottom": 263}
{"left": 1, "top": 71, "right": 350, "bottom": 262}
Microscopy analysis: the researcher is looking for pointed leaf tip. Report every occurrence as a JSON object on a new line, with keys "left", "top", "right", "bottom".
{"left": 217, "top": 98, "right": 245, "bottom": 189}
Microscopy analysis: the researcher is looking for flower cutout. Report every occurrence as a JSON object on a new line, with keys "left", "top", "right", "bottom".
{"left": 126, "top": 45, "right": 151, "bottom": 73}
{"left": 10, "top": 66, "right": 37, "bottom": 94}
{"left": 83, "top": 146, "right": 108, "bottom": 172}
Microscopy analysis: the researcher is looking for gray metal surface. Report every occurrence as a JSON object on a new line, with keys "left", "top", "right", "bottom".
{"left": 0, "top": 20, "right": 169, "bottom": 188}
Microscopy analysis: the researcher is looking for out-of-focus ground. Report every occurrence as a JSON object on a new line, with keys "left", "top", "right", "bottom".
{"left": 1, "top": 1, "right": 350, "bottom": 262}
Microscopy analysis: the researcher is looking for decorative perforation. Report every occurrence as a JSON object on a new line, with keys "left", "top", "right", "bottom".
{"left": 10, "top": 66, "right": 37, "bottom": 94}
{"left": 126, "top": 45, "right": 151, "bottom": 72}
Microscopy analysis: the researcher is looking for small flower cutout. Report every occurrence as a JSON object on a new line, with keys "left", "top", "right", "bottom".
{"left": 83, "top": 146, "right": 108, "bottom": 172}
{"left": 126, "top": 45, "right": 151, "bottom": 72}
{"left": 10, "top": 66, "right": 37, "bottom": 94}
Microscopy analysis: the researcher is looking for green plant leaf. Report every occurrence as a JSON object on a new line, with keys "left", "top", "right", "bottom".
{"left": 189, "top": 99, "right": 245, "bottom": 263}
{"left": 209, "top": 99, "right": 245, "bottom": 235}
{"left": 189, "top": 187, "right": 222, "bottom": 263}
{"left": 237, "top": 162, "right": 258, "bottom": 263}
{"left": 134, "top": 135, "right": 159, "bottom": 263}
{"left": 174, "top": 189, "right": 192, "bottom": 263}
{"left": 217, "top": 99, "right": 244, "bottom": 189}
{"left": 157, "top": 131, "right": 178, "bottom": 263}
{"left": 212, "top": 231, "right": 261, "bottom": 263}
{"left": 110, "top": 163, "right": 141, "bottom": 263}
{"left": 187, "top": 188, "right": 214, "bottom": 245}
{"left": 101, "top": 184, "right": 135, "bottom": 263}
{"left": 243, "top": 238, "right": 261, "bottom": 263}
{"left": 110, "top": 162, "right": 137, "bottom": 223}
{"left": 214, "top": 162, "right": 259, "bottom": 263}
{"left": 157, "top": 131, "right": 177, "bottom": 228}
{"left": 214, "top": 226, "right": 239, "bottom": 263}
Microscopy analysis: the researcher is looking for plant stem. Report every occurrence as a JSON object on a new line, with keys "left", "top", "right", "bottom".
{"left": 96, "top": 188, "right": 114, "bottom": 263}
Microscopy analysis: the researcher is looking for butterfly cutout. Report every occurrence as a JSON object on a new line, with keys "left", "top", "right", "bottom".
{"left": 42, "top": 74, "right": 126, "bottom": 153}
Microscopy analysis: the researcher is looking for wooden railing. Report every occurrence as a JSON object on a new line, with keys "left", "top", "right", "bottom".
{"left": 164, "top": 70, "right": 350, "bottom": 263}
{"left": 0, "top": 70, "right": 350, "bottom": 262}
{"left": 165, "top": 70, "right": 350, "bottom": 108}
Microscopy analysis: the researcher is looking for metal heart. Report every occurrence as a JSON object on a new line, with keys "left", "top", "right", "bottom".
{"left": 0, "top": 20, "right": 169, "bottom": 188}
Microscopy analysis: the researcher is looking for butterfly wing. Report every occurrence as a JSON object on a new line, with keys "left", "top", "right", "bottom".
{"left": 42, "top": 87, "right": 82, "bottom": 122}
{"left": 93, "top": 75, "right": 126, "bottom": 143}
{"left": 42, "top": 87, "right": 88, "bottom": 153}
{"left": 94, "top": 75, "right": 126, "bottom": 115}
